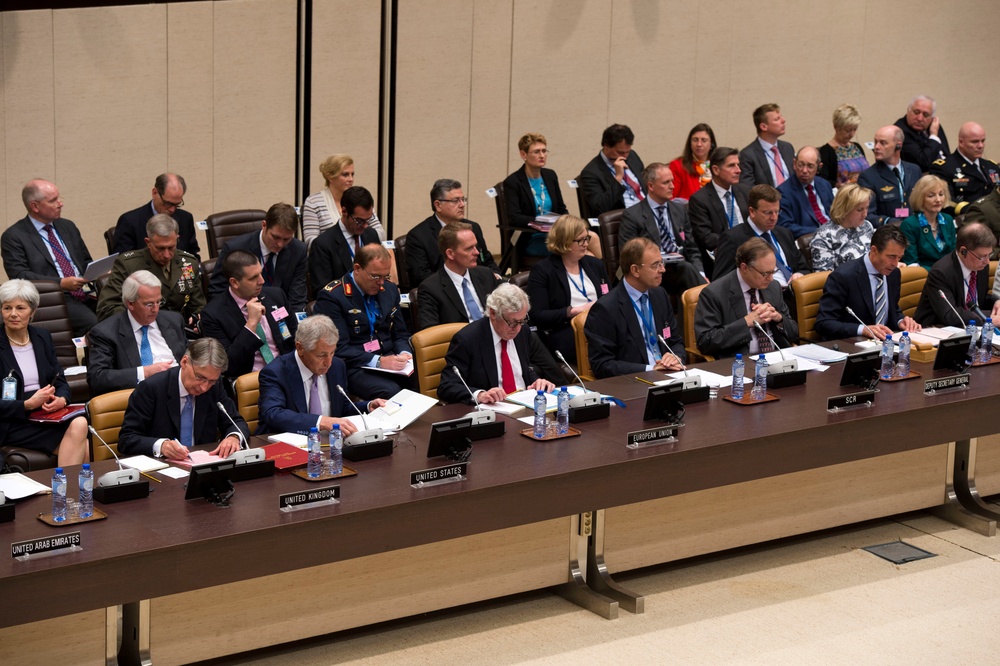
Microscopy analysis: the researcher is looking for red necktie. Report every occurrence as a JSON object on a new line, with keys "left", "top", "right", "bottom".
{"left": 43, "top": 224, "right": 85, "bottom": 301}
{"left": 500, "top": 339, "right": 516, "bottom": 393}
{"left": 622, "top": 171, "right": 645, "bottom": 200}
{"left": 807, "top": 184, "right": 829, "bottom": 224}
{"left": 967, "top": 271, "right": 977, "bottom": 308}
{"left": 771, "top": 147, "right": 786, "bottom": 186}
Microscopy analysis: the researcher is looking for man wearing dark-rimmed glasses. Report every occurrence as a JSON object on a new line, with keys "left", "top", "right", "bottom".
{"left": 308, "top": 186, "right": 382, "bottom": 300}
{"left": 112, "top": 173, "right": 201, "bottom": 258}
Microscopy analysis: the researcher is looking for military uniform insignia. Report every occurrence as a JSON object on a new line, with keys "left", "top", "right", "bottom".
{"left": 880, "top": 185, "right": 894, "bottom": 192}
{"left": 180, "top": 261, "right": 195, "bottom": 281}
{"left": 323, "top": 280, "right": 342, "bottom": 292}
{"left": 933, "top": 158, "right": 946, "bottom": 166}
{"left": 348, "top": 308, "right": 362, "bottom": 314}
{"left": 343, "top": 281, "right": 353, "bottom": 296}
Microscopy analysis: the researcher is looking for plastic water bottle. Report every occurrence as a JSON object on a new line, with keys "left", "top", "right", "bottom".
{"left": 880, "top": 335, "right": 894, "bottom": 379}
{"left": 52, "top": 467, "right": 67, "bottom": 522}
{"left": 533, "top": 390, "right": 547, "bottom": 438}
{"left": 731, "top": 354, "right": 745, "bottom": 400}
{"left": 78, "top": 464, "right": 94, "bottom": 519}
{"left": 980, "top": 318, "right": 994, "bottom": 363}
{"left": 307, "top": 427, "right": 322, "bottom": 478}
{"left": 895, "top": 332, "right": 911, "bottom": 378}
{"left": 556, "top": 387, "right": 570, "bottom": 435}
{"left": 329, "top": 424, "right": 343, "bottom": 476}
{"left": 966, "top": 320, "right": 978, "bottom": 364}
{"left": 751, "top": 354, "right": 768, "bottom": 401}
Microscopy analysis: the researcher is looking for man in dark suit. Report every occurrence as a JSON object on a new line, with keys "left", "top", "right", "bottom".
{"left": 815, "top": 226, "right": 922, "bottom": 341}
{"left": 2, "top": 179, "right": 97, "bottom": 335}
{"left": 739, "top": 103, "right": 795, "bottom": 188}
{"left": 777, "top": 146, "right": 836, "bottom": 238}
{"left": 713, "top": 184, "right": 809, "bottom": 285}
{"left": 930, "top": 122, "right": 999, "bottom": 207}
{"left": 118, "top": 337, "right": 250, "bottom": 460}
{"left": 113, "top": 173, "right": 200, "bottom": 258}
{"left": 620, "top": 163, "right": 706, "bottom": 295}
{"left": 577, "top": 123, "right": 646, "bottom": 217}
{"left": 584, "top": 238, "right": 686, "bottom": 379}
{"left": 416, "top": 222, "right": 502, "bottom": 330}
{"left": 914, "top": 223, "right": 1000, "bottom": 326}
{"left": 314, "top": 243, "right": 414, "bottom": 400}
{"left": 437, "top": 283, "right": 556, "bottom": 404}
{"left": 689, "top": 147, "right": 751, "bottom": 268}
{"left": 87, "top": 270, "right": 187, "bottom": 396}
{"left": 405, "top": 179, "right": 499, "bottom": 287}
{"left": 200, "top": 250, "right": 296, "bottom": 378}
{"left": 895, "top": 95, "right": 950, "bottom": 173}
{"left": 209, "top": 203, "right": 308, "bottom": 312}
{"left": 858, "top": 126, "right": 922, "bottom": 227}
{"left": 695, "top": 238, "right": 798, "bottom": 359}
{"left": 308, "top": 186, "right": 380, "bottom": 300}
{"left": 257, "top": 314, "right": 386, "bottom": 435}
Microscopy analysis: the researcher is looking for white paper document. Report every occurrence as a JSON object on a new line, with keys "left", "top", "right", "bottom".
{"left": 82, "top": 253, "right": 119, "bottom": 281}
{"left": 368, "top": 389, "right": 437, "bottom": 429}
{"left": 119, "top": 455, "right": 169, "bottom": 473}
{"left": 0, "top": 472, "right": 51, "bottom": 500}
{"left": 787, "top": 344, "right": 849, "bottom": 364}
{"left": 364, "top": 359, "right": 414, "bottom": 376}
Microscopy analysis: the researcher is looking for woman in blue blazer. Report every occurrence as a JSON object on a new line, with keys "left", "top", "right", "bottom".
{"left": 900, "top": 174, "right": 956, "bottom": 271}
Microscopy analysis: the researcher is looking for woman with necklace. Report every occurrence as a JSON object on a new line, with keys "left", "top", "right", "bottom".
{"left": 301, "top": 154, "right": 386, "bottom": 245}
{"left": 669, "top": 123, "right": 716, "bottom": 200}
{"left": 0, "top": 279, "right": 89, "bottom": 466}
{"left": 900, "top": 175, "right": 956, "bottom": 270}
{"left": 818, "top": 104, "right": 870, "bottom": 187}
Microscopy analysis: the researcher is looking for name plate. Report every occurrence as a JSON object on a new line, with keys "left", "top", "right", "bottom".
{"left": 626, "top": 426, "right": 678, "bottom": 449}
{"left": 827, "top": 389, "right": 876, "bottom": 412}
{"left": 278, "top": 485, "right": 340, "bottom": 511}
{"left": 12, "top": 531, "right": 81, "bottom": 560}
{"left": 410, "top": 462, "right": 468, "bottom": 488}
{"left": 924, "top": 373, "right": 971, "bottom": 394}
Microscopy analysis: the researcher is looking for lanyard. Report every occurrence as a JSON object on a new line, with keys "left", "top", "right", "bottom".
{"left": 765, "top": 146, "right": 786, "bottom": 178}
{"left": 349, "top": 273, "right": 379, "bottom": 339}
{"left": 629, "top": 294, "right": 658, "bottom": 358}
{"left": 566, "top": 270, "right": 591, "bottom": 302}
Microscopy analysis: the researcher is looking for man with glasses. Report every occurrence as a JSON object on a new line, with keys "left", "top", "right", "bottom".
{"left": 119, "top": 337, "right": 250, "bottom": 460}
{"left": 314, "top": 243, "right": 414, "bottom": 400}
{"left": 695, "top": 237, "right": 798, "bottom": 359}
{"left": 97, "top": 213, "right": 205, "bottom": 326}
{"left": 308, "top": 186, "right": 381, "bottom": 300}
{"left": 200, "top": 250, "right": 297, "bottom": 378}
{"left": 209, "top": 202, "right": 308, "bottom": 312}
{"left": 777, "top": 146, "right": 835, "bottom": 239}
{"left": 437, "top": 283, "right": 557, "bottom": 405}
{"left": 585, "top": 238, "right": 686, "bottom": 378}
{"left": 112, "top": 173, "right": 201, "bottom": 258}
{"left": 86, "top": 270, "right": 187, "bottom": 396}
{"left": 914, "top": 223, "right": 999, "bottom": 326}
{"left": 405, "top": 178, "right": 498, "bottom": 286}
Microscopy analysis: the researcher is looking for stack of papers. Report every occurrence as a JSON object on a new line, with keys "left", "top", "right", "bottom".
{"left": 505, "top": 386, "right": 598, "bottom": 413}
{"left": 119, "top": 455, "right": 169, "bottom": 473}
{"left": 788, "top": 344, "right": 849, "bottom": 364}
{"left": 0, "top": 472, "right": 51, "bottom": 499}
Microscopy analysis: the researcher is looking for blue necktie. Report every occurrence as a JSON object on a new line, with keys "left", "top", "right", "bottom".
{"left": 639, "top": 294, "right": 657, "bottom": 359}
{"left": 655, "top": 205, "right": 677, "bottom": 253}
{"left": 180, "top": 395, "right": 194, "bottom": 448}
{"left": 725, "top": 191, "right": 735, "bottom": 228}
{"left": 139, "top": 326, "right": 153, "bottom": 365}
{"left": 462, "top": 277, "right": 483, "bottom": 321}
{"left": 763, "top": 232, "right": 792, "bottom": 281}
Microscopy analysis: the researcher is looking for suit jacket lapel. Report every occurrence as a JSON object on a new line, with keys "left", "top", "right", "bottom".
{"left": 857, "top": 263, "right": 876, "bottom": 320}
{"left": 479, "top": 321, "right": 500, "bottom": 387}
{"left": 167, "top": 369, "right": 182, "bottom": 436}
{"left": 290, "top": 357, "right": 310, "bottom": 413}
{"left": 440, "top": 270, "right": 466, "bottom": 317}
{"left": 117, "top": 313, "right": 142, "bottom": 367}
{"left": 23, "top": 218, "right": 59, "bottom": 274}
{"left": 727, "top": 275, "right": 748, "bottom": 318}
{"left": 618, "top": 287, "right": 646, "bottom": 361}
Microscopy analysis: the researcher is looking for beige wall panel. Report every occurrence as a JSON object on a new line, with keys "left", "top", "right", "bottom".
{"left": 392, "top": 0, "right": 474, "bottom": 236}
{"left": 213, "top": 0, "right": 297, "bottom": 211}
{"left": 0, "top": 17, "right": 7, "bottom": 246}
{"left": 308, "top": 0, "right": 382, "bottom": 198}
{"left": 52, "top": 5, "right": 167, "bottom": 260}
{"left": 167, "top": 2, "right": 215, "bottom": 225}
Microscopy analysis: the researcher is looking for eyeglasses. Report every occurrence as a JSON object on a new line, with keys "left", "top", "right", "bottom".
{"left": 640, "top": 261, "right": 665, "bottom": 270}
{"left": 572, "top": 236, "right": 590, "bottom": 248}
{"left": 157, "top": 191, "right": 184, "bottom": 209}
{"left": 965, "top": 248, "right": 992, "bottom": 263}
{"left": 436, "top": 197, "right": 468, "bottom": 205}
{"left": 748, "top": 264, "right": 780, "bottom": 278}
{"left": 350, "top": 214, "right": 375, "bottom": 228}
{"left": 191, "top": 370, "right": 220, "bottom": 386}
{"left": 136, "top": 298, "right": 166, "bottom": 310}
{"left": 502, "top": 315, "right": 529, "bottom": 328}
{"left": 361, "top": 266, "right": 391, "bottom": 282}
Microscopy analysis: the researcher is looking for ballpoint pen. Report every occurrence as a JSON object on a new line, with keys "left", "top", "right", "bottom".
{"left": 633, "top": 376, "right": 656, "bottom": 386}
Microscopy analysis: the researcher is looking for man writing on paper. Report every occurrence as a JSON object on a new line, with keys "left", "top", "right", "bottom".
{"left": 118, "top": 338, "right": 250, "bottom": 460}
{"left": 913, "top": 222, "right": 1000, "bottom": 326}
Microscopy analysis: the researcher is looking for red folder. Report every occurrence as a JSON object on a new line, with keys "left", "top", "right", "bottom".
{"left": 28, "top": 404, "right": 86, "bottom": 423}
{"left": 263, "top": 441, "right": 309, "bottom": 470}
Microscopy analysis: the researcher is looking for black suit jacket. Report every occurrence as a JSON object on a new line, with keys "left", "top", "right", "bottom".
{"left": 113, "top": 203, "right": 200, "bottom": 258}
{"left": 199, "top": 286, "right": 297, "bottom": 378}
{"left": 86, "top": 310, "right": 187, "bottom": 395}
{"left": 895, "top": 116, "right": 950, "bottom": 173}
{"left": 739, "top": 139, "right": 795, "bottom": 188}
{"left": 118, "top": 366, "right": 250, "bottom": 456}
{"left": 577, "top": 150, "right": 646, "bottom": 217}
{"left": 405, "top": 215, "right": 499, "bottom": 287}
{"left": 694, "top": 271, "right": 798, "bottom": 358}
{"left": 584, "top": 281, "right": 685, "bottom": 379}
{"left": 815, "top": 257, "right": 904, "bottom": 340}
{"left": 307, "top": 224, "right": 379, "bottom": 300}
{"left": 502, "top": 165, "right": 568, "bottom": 228}
{"left": 0, "top": 327, "right": 71, "bottom": 445}
{"left": 857, "top": 160, "right": 922, "bottom": 227}
{"left": 527, "top": 253, "right": 610, "bottom": 362}
{"left": 914, "top": 252, "right": 996, "bottom": 326}
{"left": 1, "top": 216, "right": 93, "bottom": 284}
{"left": 416, "top": 266, "right": 501, "bottom": 330}
{"left": 209, "top": 231, "right": 308, "bottom": 311}
{"left": 689, "top": 183, "right": 751, "bottom": 252}
{"left": 712, "top": 223, "right": 809, "bottom": 281}
{"left": 619, "top": 198, "right": 704, "bottom": 273}
{"left": 437, "top": 317, "right": 540, "bottom": 404}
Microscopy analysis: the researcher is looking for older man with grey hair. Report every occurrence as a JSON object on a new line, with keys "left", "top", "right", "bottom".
{"left": 895, "top": 94, "right": 950, "bottom": 173}
{"left": 87, "top": 269, "right": 188, "bottom": 396}
{"left": 256, "top": 314, "right": 386, "bottom": 435}
{"left": 437, "top": 283, "right": 557, "bottom": 405}
{"left": 119, "top": 337, "right": 250, "bottom": 460}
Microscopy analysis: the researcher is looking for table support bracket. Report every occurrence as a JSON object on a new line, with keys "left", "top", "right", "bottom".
{"left": 109, "top": 599, "right": 151, "bottom": 666}
{"left": 932, "top": 439, "right": 997, "bottom": 536}
{"left": 553, "top": 513, "right": 619, "bottom": 619}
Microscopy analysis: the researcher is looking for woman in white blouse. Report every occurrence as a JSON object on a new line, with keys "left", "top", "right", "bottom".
{"left": 301, "top": 154, "right": 385, "bottom": 244}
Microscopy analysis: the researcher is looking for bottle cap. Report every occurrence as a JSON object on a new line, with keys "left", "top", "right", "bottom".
{"left": 537, "top": 389, "right": 544, "bottom": 395}
{"left": 333, "top": 424, "right": 340, "bottom": 430}
{"left": 82, "top": 463, "right": 90, "bottom": 470}
{"left": 735, "top": 353, "right": 742, "bottom": 359}
{"left": 55, "top": 467, "right": 63, "bottom": 474}
{"left": 310, "top": 426, "right": 318, "bottom": 433}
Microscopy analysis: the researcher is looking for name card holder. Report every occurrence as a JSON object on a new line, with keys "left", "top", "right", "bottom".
{"left": 279, "top": 485, "right": 340, "bottom": 513}
{"left": 0, "top": 499, "right": 14, "bottom": 523}
{"left": 626, "top": 426, "right": 679, "bottom": 449}
{"left": 827, "top": 389, "right": 877, "bottom": 412}
{"left": 12, "top": 532, "right": 82, "bottom": 561}
{"left": 410, "top": 462, "right": 468, "bottom": 489}
{"left": 924, "top": 373, "right": 971, "bottom": 395}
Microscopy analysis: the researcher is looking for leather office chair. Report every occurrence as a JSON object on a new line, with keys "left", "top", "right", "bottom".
{"left": 790, "top": 270, "right": 830, "bottom": 342}
{"left": 796, "top": 232, "right": 816, "bottom": 272}
{"left": 104, "top": 227, "right": 117, "bottom": 255}
{"left": 30, "top": 280, "right": 89, "bottom": 403}
{"left": 493, "top": 180, "right": 513, "bottom": 271}
{"left": 597, "top": 209, "right": 624, "bottom": 280}
{"left": 0, "top": 445, "right": 57, "bottom": 473}
{"left": 570, "top": 311, "right": 595, "bottom": 382}
{"left": 86, "top": 389, "right": 134, "bottom": 461}
{"left": 411, "top": 322, "right": 466, "bottom": 399}
{"left": 989, "top": 260, "right": 997, "bottom": 292}
{"left": 394, "top": 235, "right": 409, "bottom": 292}
{"left": 204, "top": 209, "right": 266, "bottom": 258}
{"left": 200, "top": 257, "right": 217, "bottom": 302}
{"left": 508, "top": 271, "right": 530, "bottom": 290}
{"left": 898, "top": 264, "right": 928, "bottom": 319}
{"left": 407, "top": 287, "right": 420, "bottom": 333}
{"left": 681, "top": 283, "right": 713, "bottom": 363}
{"left": 575, "top": 185, "right": 593, "bottom": 220}
{"left": 233, "top": 372, "right": 260, "bottom": 434}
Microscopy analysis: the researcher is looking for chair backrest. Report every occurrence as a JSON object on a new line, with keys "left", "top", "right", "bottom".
{"left": 104, "top": 226, "right": 117, "bottom": 255}
{"left": 796, "top": 232, "right": 816, "bottom": 272}
{"left": 990, "top": 260, "right": 997, "bottom": 292}
{"left": 681, "top": 283, "right": 713, "bottom": 363}
{"left": 508, "top": 271, "right": 530, "bottom": 290}
{"left": 204, "top": 209, "right": 266, "bottom": 258}
{"left": 30, "top": 280, "right": 77, "bottom": 368}
{"left": 200, "top": 257, "right": 217, "bottom": 300}
{"left": 898, "top": 264, "right": 928, "bottom": 318}
{"left": 86, "top": 388, "right": 134, "bottom": 461}
{"left": 411, "top": 322, "right": 466, "bottom": 399}
{"left": 407, "top": 287, "right": 421, "bottom": 333}
{"left": 570, "top": 311, "right": 594, "bottom": 381}
{"left": 492, "top": 180, "right": 513, "bottom": 264}
{"left": 233, "top": 372, "right": 260, "bottom": 434}
{"left": 790, "top": 270, "right": 831, "bottom": 341}
{"left": 597, "top": 209, "right": 625, "bottom": 279}
{"left": 575, "top": 185, "right": 592, "bottom": 220}
{"left": 394, "top": 235, "right": 410, "bottom": 292}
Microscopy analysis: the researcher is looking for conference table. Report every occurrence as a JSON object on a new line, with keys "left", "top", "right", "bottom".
{"left": 2, "top": 346, "right": 999, "bottom": 664}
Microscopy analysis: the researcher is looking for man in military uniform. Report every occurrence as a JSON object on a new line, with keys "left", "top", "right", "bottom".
{"left": 962, "top": 189, "right": 1000, "bottom": 246}
{"left": 931, "top": 122, "right": 998, "bottom": 208}
{"left": 313, "top": 243, "right": 414, "bottom": 400}
{"left": 97, "top": 213, "right": 206, "bottom": 326}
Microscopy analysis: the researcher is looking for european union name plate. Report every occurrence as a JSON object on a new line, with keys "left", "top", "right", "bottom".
{"left": 924, "top": 373, "right": 970, "bottom": 394}
{"left": 279, "top": 485, "right": 340, "bottom": 510}
{"left": 12, "top": 531, "right": 81, "bottom": 560}
{"left": 626, "top": 426, "right": 678, "bottom": 449}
